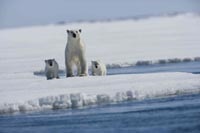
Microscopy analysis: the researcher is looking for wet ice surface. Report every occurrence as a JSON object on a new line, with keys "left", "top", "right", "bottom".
{"left": 1, "top": 93, "right": 200, "bottom": 133}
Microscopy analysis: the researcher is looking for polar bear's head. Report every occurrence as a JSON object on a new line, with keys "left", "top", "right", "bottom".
{"left": 66, "top": 29, "right": 82, "bottom": 40}
{"left": 45, "top": 59, "right": 56, "bottom": 68}
{"left": 91, "top": 60, "right": 101, "bottom": 70}
{"left": 91, "top": 60, "right": 107, "bottom": 76}
{"left": 91, "top": 60, "right": 102, "bottom": 75}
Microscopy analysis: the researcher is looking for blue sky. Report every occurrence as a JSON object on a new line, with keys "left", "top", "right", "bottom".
{"left": 0, "top": 0, "right": 199, "bottom": 29}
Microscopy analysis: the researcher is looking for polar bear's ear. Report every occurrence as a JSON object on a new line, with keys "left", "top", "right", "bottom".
{"left": 66, "top": 30, "right": 70, "bottom": 33}
{"left": 79, "top": 29, "right": 82, "bottom": 33}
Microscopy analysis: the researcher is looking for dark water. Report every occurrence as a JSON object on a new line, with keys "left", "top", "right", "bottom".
{"left": 0, "top": 94, "right": 200, "bottom": 133}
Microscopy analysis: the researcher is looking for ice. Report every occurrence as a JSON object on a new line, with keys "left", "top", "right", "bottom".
{"left": 82, "top": 94, "right": 97, "bottom": 106}
{"left": 0, "top": 72, "right": 200, "bottom": 114}
{"left": 70, "top": 93, "right": 84, "bottom": 108}
{"left": 0, "top": 13, "right": 200, "bottom": 114}
{"left": 194, "top": 57, "right": 200, "bottom": 61}
{"left": 114, "top": 92, "right": 128, "bottom": 102}
{"left": 136, "top": 60, "right": 152, "bottom": 66}
{"left": 106, "top": 57, "right": 199, "bottom": 68}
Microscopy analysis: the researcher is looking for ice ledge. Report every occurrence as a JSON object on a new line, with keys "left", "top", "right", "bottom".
{"left": 1, "top": 72, "right": 200, "bottom": 114}
{"left": 1, "top": 89, "right": 199, "bottom": 114}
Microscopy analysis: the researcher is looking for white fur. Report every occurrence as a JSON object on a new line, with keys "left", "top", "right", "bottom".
{"left": 91, "top": 60, "right": 107, "bottom": 76}
{"left": 45, "top": 59, "right": 59, "bottom": 80}
{"left": 65, "top": 29, "right": 87, "bottom": 77}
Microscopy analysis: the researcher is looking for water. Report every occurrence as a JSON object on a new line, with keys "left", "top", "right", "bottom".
{"left": 0, "top": 94, "right": 200, "bottom": 133}
{"left": 108, "top": 61, "right": 200, "bottom": 75}
{"left": 1, "top": 61, "right": 200, "bottom": 133}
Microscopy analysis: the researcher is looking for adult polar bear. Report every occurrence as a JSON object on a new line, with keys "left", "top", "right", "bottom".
{"left": 65, "top": 29, "right": 88, "bottom": 77}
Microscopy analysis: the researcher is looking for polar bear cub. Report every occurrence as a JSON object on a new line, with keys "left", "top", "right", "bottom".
{"left": 65, "top": 29, "right": 88, "bottom": 77}
{"left": 91, "top": 60, "right": 107, "bottom": 76}
{"left": 45, "top": 59, "right": 59, "bottom": 80}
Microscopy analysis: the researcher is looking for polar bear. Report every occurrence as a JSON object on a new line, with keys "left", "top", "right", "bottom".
{"left": 45, "top": 59, "right": 59, "bottom": 80}
{"left": 65, "top": 29, "right": 87, "bottom": 77}
{"left": 91, "top": 60, "right": 107, "bottom": 76}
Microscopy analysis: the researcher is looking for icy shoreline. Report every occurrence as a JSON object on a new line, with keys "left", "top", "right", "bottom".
{"left": 1, "top": 72, "right": 200, "bottom": 114}
{"left": 1, "top": 89, "right": 200, "bottom": 115}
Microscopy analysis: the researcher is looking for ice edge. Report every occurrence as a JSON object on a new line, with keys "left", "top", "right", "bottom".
{"left": 1, "top": 88, "right": 199, "bottom": 115}
{"left": 106, "top": 57, "right": 200, "bottom": 68}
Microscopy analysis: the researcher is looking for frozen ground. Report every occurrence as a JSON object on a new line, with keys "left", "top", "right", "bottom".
{"left": 0, "top": 13, "right": 200, "bottom": 114}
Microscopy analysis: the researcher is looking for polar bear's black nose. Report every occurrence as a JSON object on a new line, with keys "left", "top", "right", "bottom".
{"left": 49, "top": 62, "right": 53, "bottom": 66}
{"left": 72, "top": 33, "right": 76, "bottom": 38}
{"left": 48, "top": 60, "right": 53, "bottom": 66}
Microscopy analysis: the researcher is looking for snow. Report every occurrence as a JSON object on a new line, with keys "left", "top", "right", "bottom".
{"left": 0, "top": 13, "right": 200, "bottom": 73}
{"left": 0, "top": 72, "right": 200, "bottom": 114}
{"left": 0, "top": 13, "right": 200, "bottom": 114}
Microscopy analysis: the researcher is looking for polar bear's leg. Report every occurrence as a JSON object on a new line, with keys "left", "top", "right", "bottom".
{"left": 66, "top": 66, "right": 73, "bottom": 77}
{"left": 53, "top": 70, "right": 59, "bottom": 79}
{"left": 46, "top": 72, "right": 53, "bottom": 80}
{"left": 66, "top": 61, "right": 74, "bottom": 77}
{"left": 56, "top": 73, "right": 60, "bottom": 79}
{"left": 79, "top": 57, "right": 87, "bottom": 76}
{"left": 77, "top": 64, "right": 82, "bottom": 76}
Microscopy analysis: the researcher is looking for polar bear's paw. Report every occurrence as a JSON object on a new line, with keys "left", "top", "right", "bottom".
{"left": 79, "top": 73, "right": 87, "bottom": 77}
{"left": 66, "top": 74, "right": 75, "bottom": 78}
